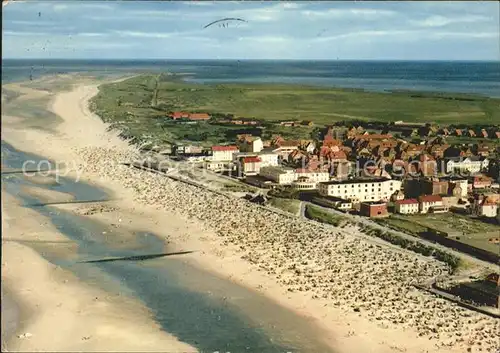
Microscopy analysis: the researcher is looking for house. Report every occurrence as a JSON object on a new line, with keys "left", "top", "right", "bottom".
{"left": 272, "top": 141, "right": 300, "bottom": 157}
{"left": 429, "top": 144, "right": 449, "bottom": 159}
{"left": 395, "top": 199, "right": 419, "bottom": 214}
{"left": 440, "top": 128, "right": 450, "bottom": 136}
{"left": 232, "top": 149, "right": 279, "bottom": 168}
{"left": 212, "top": 145, "right": 239, "bottom": 162}
{"left": 170, "top": 111, "right": 190, "bottom": 120}
{"left": 473, "top": 195, "right": 499, "bottom": 218}
{"left": 423, "top": 178, "right": 449, "bottom": 196}
{"left": 360, "top": 201, "right": 388, "bottom": 218}
{"left": 448, "top": 178, "right": 468, "bottom": 198}
{"left": 471, "top": 175, "right": 493, "bottom": 189}
{"left": 205, "top": 160, "right": 227, "bottom": 172}
{"left": 467, "top": 129, "right": 477, "bottom": 137}
{"left": 418, "top": 195, "right": 445, "bottom": 213}
{"left": 304, "top": 141, "right": 316, "bottom": 154}
{"left": 259, "top": 166, "right": 296, "bottom": 184}
{"left": 318, "top": 178, "right": 402, "bottom": 203}
{"left": 442, "top": 156, "right": 488, "bottom": 175}
{"left": 238, "top": 136, "right": 264, "bottom": 153}
{"left": 454, "top": 129, "right": 463, "bottom": 136}
{"left": 288, "top": 149, "right": 307, "bottom": 165}
{"left": 189, "top": 113, "right": 210, "bottom": 121}
{"left": 473, "top": 144, "right": 490, "bottom": 157}
{"left": 175, "top": 144, "right": 204, "bottom": 155}
{"left": 239, "top": 156, "right": 262, "bottom": 176}
{"left": 391, "top": 189, "right": 405, "bottom": 201}
{"left": 417, "top": 154, "right": 437, "bottom": 176}
{"left": 280, "top": 121, "right": 297, "bottom": 127}
{"left": 481, "top": 129, "right": 489, "bottom": 138}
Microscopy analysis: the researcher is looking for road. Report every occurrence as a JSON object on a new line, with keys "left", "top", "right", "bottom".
{"left": 301, "top": 201, "right": 498, "bottom": 271}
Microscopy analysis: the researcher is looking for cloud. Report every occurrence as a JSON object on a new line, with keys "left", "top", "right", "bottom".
{"left": 302, "top": 8, "right": 396, "bottom": 20}
{"left": 430, "top": 31, "right": 498, "bottom": 39}
{"left": 314, "top": 30, "right": 416, "bottom": 42}
{"left": 2, "top": 30, "right": 48, "bottom": 36}
{"left": 113, "top": 30, "right": 175, "bottom": 38}
{"left": 239, "top": 35, "right": 290, "bottom": 43}
{"left": 412, "top": 14, "right": 489, "bottom": 27}
{"left": 181, "top": 1, "right": 214, "bottom": 6}
{"left": 76, "top": 32, "right": 107, "bottom": 37}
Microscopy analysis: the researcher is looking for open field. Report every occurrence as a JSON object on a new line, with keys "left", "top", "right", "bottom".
{"left": 304, "top": 204, "right": 348, "bottom": 227}
{"left": 90, "top": 74, "right": 500, "bottom": 147}
{"left": 378, "top": 213, "right": 500, "bottom": 254}
{"left": 267, "top": 197, "right": 301, "bottom": 214}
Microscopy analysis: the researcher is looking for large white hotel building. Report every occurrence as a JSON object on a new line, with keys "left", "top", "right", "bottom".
{"left": 318, "top": 178, "right": 402, "bottom": 203}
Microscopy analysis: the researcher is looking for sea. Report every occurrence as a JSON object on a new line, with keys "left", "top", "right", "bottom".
{"left": 2, "top": 59, "right": 500, "bottom": 98}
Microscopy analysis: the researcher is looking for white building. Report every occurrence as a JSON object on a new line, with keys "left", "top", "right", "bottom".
{"left": 292, "top": 177, "right": 317, "bottom": 190}
{"left": 394, "top": 199, "right": 419, "bottom": 214}
{"left": 238, "top": 137, "right": 264, "bottom": 153}
{"left": 479, "top": 203, "right": 498, "bottom": 218}
{"left": 305, "top": 141, "right": 316, "bottom": 154}
{"left": 205, "top": 160, "right": 227, "bottom": 171}
{"left": 295, "top": 169, "right": 330, "bottom": 184}
{"left": 317, "top": 178, "right": 402, "bottom": 203}
{"left": 259, "top": 166, "right": 296, "bottom": 185}
{"left": 443, "top": 157, "right": 489, "bottom": 174}
{"left": 272, "top": 143, "right": 299, "bottom": 157}
{"left": 233, "top": 149, "right": 279, "bottom": 167}
{"left": 418, "top": 195, "right": 444, "bottom": 213}
{"left": 212, "top": 145, "right": 239, "bottom": 161}
{"left": 291, "top": 170, "right": 330, "bottom": 190}
{"left": 448, "top": 178, "right": 468, "bottom": 198}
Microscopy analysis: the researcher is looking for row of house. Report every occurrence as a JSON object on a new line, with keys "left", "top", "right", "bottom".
{"left": 439, "top": 127, "right": 500, "bottom": 139}
{"left": 169, "top": 112, "right": 211, "bottom": 121}
{"left": 394, "top": 195, "right": 448, "bottom": 214}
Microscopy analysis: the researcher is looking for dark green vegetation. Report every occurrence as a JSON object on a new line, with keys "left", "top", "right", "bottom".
{"left": 376, "top": 213, "right": 500, "bottom": 254}
{"left": 90, "top": 74, "right": 500, "bottom": 147}
{"left": 304, "top": 204, "right": 349, "bottom": 227}
{"left": 267, "top": 197, "right": 301, "bottom": 214}
{"left": 359, "top": 224, "right": 462, "bottom": 272}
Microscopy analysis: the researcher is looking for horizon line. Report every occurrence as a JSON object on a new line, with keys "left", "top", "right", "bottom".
{"left": 3, "top": 58, "right": 500, "bottom": 63}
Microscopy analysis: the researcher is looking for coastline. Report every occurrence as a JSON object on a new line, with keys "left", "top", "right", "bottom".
{"left": 1, "top": 74, "right": 499, "bottom": 352}
{"left": 1, "top": 192, "right": 197, "bottom": 352}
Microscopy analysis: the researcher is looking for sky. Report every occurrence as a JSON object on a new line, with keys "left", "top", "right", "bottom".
{"left": 2, "top": 1, "right": 500, "bottom": 60}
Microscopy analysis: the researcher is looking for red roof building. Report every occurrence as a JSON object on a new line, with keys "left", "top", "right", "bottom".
{"left": 418, "top": 195, "right": 443, "bottom": 203}
{"left": 242, "top": 156, "right": 261, "bottom": 163}
{"left": 170, "top": 111, "right": 190, "bottom": 119}
{"left": 395, "top": 198, "right": 419, "bottom": 214}
{"left": 212, "top": 145, "right": 239, "bottom": 152}
{"left": 395, "top": 198, "right": 419, "bottom": 205}
{"left": 189, "top": 113, "right": 210, "bottom": 121}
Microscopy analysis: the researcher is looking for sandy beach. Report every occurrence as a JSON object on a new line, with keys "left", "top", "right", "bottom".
{"left": 2, "top": 75, "right": 499, "bottom": 353}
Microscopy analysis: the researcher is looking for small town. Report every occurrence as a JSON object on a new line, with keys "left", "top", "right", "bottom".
{"left": 161, "top": 111, "right": 499, "bottom": 219}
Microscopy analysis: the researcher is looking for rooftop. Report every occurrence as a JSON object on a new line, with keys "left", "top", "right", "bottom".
{"left": 212, "top": 145, "right": 239, "bottom": 152}
{"left": 418, "top": 195, "right": 443, "bottom": 203}
{"left": 319, "top": 177, "right": 392, "bottom": 185}
{"left": 395, "top": 198, "right": 419, "bottom": 205}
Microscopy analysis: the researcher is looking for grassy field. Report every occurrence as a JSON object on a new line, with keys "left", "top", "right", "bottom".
{"left": 89, "top": 74, "right": 500, "bottom": 147}
{"left": 267, "top": 197, "right": 301, "bottom": 214}
{"left": 304, "top": 204, "right": 348, "bottom": 227}
{"left": 378, "top": 213, "right": 500, "bottom": 253}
